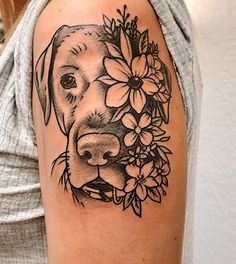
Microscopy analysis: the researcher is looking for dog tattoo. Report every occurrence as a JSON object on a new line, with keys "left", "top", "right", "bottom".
{"left": 35, "top": 5, "right": 172, "bottom": 217}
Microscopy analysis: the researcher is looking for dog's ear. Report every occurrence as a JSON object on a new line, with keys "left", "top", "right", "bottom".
{"left": 35, "top": 41, "right": 54, "bottom": 125}
{"left": 35, "top": 25, "right": 68, "bottom": 125}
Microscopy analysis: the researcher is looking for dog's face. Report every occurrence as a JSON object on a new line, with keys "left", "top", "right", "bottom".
{"left": 35, "top": 25, "right": 127, "bottom": 200}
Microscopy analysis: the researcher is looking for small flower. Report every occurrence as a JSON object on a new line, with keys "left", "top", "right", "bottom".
{"left": 144, "top": 143, "right": 157, "bottom": 157}
{"left": 147, "top": 54, "right": 164, "bottom": 84}
{"left": 124, "top": 161, "right": 158, "bottom": 200}
{"left": 99, "top": 54, "right": 158, "bottom": 113}
{"left": 122, "top": 112, "right": 153, "bottom": 147}
{"left": 128, "top": 146, "right": 147, "bottom": 166}
{"left": 151, "top": 160, "right": 170, "bottom": 185}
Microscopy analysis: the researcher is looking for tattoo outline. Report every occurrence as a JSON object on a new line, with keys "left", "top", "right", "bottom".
{"left": 35, "top": 5, "right": 172, "bottom": 217}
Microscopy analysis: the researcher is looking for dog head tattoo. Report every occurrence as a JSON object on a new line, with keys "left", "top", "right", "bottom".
{"left": 35, "top": 5, "right": 172, "bottom": 217}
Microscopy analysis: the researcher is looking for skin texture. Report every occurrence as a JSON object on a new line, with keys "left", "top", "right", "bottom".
{"left": 13, "top": 0, "right": 28, "bottom": 15}
{"left": 32, "top": 0, "right": 188, "bottom": 263}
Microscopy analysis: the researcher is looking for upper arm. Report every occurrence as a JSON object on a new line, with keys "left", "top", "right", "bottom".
{"left": 32, "top": 1, "right": 187, "bottom": 263}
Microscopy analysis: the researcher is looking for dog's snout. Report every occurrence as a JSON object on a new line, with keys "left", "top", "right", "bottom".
{"left": 77, "top": 133, "right": 120, "bottom": 166}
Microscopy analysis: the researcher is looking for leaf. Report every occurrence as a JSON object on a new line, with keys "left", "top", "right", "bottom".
{"left": 123, "top": 191, "right": 135, "bottom": 210}
{"left": 105, "top": 42, "right": 122, "bottom": 58}
{"left": 152, "top": 116, "right": 162, "bottom": 127}
{"left": 152, "top": 127, "right": 165, "bottom": 137}
{"left": 103, "top": 15, "right": 116, "bottom": 38}
{"left": 110, "top": 105, "right": 131, "bottom": 123}
{"left": 97, "top": 75, "right": 117, "bottom": 85}
{"left": 150, "top": 41, "right": 159, "bottom": 59}
{"left": 131, "top": 195, "right": 142, "bottom": 217}
{"left": 157, "top": 147, "right": 169, "bottom": 163}
{"left": 162, "top": 63, "right": 172, "bottom": 95}
{"left": 162, "top": 176, "right": 168, "bottom": 187}
{"left": 111, "top": 18, "right": 116, "bottom": 31}
{"left": 120, "top": 27, "right": 133, "bottom": 65}
{"left": 159, "top": 136, "right": 170, "bottom": 142}
{"left": 147, "top": 187, "right": 161, "bottom": 203}
{"left": 156, "top": 102, "right": 169, "bottom": 123}
{"left": 154, "top": 85, "right": 171, "bottom": 103}
{"left": 103, "top": 15, "right": 112, "bottom": 28}
{"left": 139, "top": 30, "right": 149, "bottom": 53}
{"left": 116, "top": 155, "right": 130, "bottom": 165}
{"left": 159, "top": 146, "right": 172, "bottom": 154}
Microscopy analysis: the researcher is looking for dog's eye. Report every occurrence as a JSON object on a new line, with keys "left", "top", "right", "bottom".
{"left": 60, "top": 74, "right": 77, "bottom": 89}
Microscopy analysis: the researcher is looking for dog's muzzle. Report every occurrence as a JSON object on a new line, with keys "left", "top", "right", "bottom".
{"left": 76, "top": 133, "right": 122, "bottom": 200}
{"left": 77, "top": 133, "right": 120, "bottom": 166}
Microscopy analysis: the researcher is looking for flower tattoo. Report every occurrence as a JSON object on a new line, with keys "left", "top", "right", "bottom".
{"left": 98, "top": 6, "right": 172, "bottom": 216}
{"left": 103, "top": 53, "right": 158, "bottom": 113}
{"left": 36, "top": 5, "right": 172, "bottom": 218}
{"left": 122, "top": 112, "right": 154, "bottom": 146}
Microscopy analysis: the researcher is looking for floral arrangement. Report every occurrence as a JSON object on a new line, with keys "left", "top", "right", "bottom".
{"left": 98, "top": 5, "right": 172, "bottom": 217}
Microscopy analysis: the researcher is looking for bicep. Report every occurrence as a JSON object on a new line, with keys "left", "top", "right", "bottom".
{"left": 33, "top": 1, "right": 187, "bottom": 263}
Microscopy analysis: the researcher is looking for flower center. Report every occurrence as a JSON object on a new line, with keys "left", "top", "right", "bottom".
{"left": 135, "top": 126, "right": 142, "bottom": 134}
{"left": 158, "top": 169, "right": 162, "bottom": 174}
{"left": 137, "top": 175, "right": 145, "bottom": 183}
{"left": 128, "top": 76, "right": 143, "bottom": 90}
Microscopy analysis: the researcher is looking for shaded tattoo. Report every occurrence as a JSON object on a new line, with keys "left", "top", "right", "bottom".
{"left": 35, "top": 5, "right": 172, "bottom": 217}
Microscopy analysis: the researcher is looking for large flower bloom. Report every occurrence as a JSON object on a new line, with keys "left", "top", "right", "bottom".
{"left": 100, "top": 54, "right": 158, "bottom": 113}
{"left": 122, "top": 112, "right": 153, "bottom": 147}
{"left": 124, "top": 161, "right": 158, "bottom": 200}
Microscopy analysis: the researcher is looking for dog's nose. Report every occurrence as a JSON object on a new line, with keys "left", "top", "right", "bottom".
{"left": 77, "top": 133, "right": 120, "bottom": 166}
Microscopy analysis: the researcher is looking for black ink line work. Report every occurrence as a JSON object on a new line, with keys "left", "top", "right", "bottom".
{"left": 35, "top": 5, "right": 172, "bottom": 217}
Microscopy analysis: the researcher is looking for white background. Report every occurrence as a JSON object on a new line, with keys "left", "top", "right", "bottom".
{"left": 184, "top": 0, "right": 236, "bottom": 263}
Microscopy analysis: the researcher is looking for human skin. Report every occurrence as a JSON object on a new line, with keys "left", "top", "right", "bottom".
{"left": 13, "top": 0, "right": 28, "bottom": 15}
{"left": 32, "top": 0, "right": 188, "bottom": 263}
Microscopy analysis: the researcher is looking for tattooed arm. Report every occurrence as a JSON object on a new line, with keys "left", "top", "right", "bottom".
{"left": 32, "top": 0, "right": 187, "bottom": 263}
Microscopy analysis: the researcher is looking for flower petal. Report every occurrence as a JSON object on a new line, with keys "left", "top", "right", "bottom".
{"left": 104, "top": 58, "right": 131, "bottom": 82}
{"left": 139, "top": 153, "right": 148, "bottom": 159}
{"left": 124, "top": 131, "right": 138, "bottom": 147}
{"left": 149, "top": 75, "right": 160, "bottom": 84}
{"left": 104, "top": 42, "right": 122, "bottom": 58}
{"left": 124, "top": 178, "right": 137, "bottom": 192}
{"left": 128, "top": 150, "right": 135, "bottom": 155}
{"left": 155, "top": 175, "right": 162, "bottom": 185}
{"left": 150, "top": 167, "right": 158, "bottom": 177}
{"left": 141, "top": 161, "right": 155, "bottom": 178}
{"left": 136, "top": 146, "right": 141, "bottom": 153}
{"left": 147, "top": 54, "right": 155, "bottom": 67}
{"left": 122, "top": 113, "right": 137, "bottom": 129}
{"left": 136, "top": 159, "right": 141, "bottom": 167}
{"left": 131, "top": 54, "right": 148, "bottom": 78}
{"left": 125, "top": 164, "right": 140, "bottom": 178}
{"left": 139, "top": 112, "right": 152, "bottom": 128}
{"left": 140, "top": 131, "right": 153, "bottom": 146}
{"left": 142, "top": 78, "right": 159, "bottom": 95}
{"left": 155, "top": 71, "right": 164, "bottom": 80}
{"left": 130, "top": 89, "right": 146, "bottom": 113}
{"left": 144, "top": 177, "right": 158, "bottom": 187}
{"left": 136, "top": 184, "right": 147, "bottom": 201}
{"left": 162, "top": 163, "right": 170, "bottom": 176}
{"left": 154, "top": 59, "right": 161, "bottom": 70}
{"left": 106, "top": 83, "right": 130, "bottom": 107}
{"left": 129, "top": 157, "right": 135, "bottom": 163}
